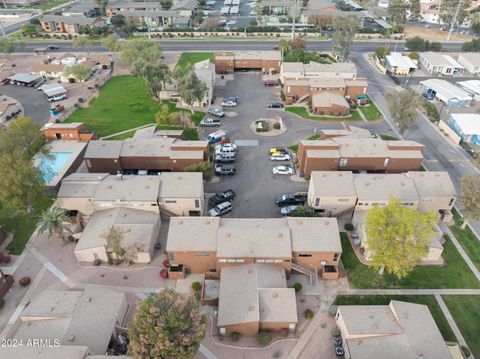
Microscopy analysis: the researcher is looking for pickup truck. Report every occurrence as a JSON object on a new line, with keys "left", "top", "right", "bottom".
{"left": 200, "top": 118, "right": 221, "bottom": 127}
{"left": 209, "top": 189, "right": 236, "bottom": 206}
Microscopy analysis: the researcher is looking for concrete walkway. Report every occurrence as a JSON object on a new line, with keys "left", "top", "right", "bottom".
{"left": 100, "top": 123, "right": 157, "bottom": 139}
{"left": 199, "top": 344, "right": 219, "bottom": 359}
{"left": 339, "top": 289, "right": 480, "bottom": 295}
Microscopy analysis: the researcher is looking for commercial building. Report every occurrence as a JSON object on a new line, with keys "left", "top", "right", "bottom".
{"left": 457, "top": 52, "right": 480, "bottom": 74}
{"left": 385, "top": 52, "right": 417, "bottom": 75}
{"left": 7, "top": 287, "right": 128, "bottom": 356}
{"left": 56, "top": 172, "right": 205, "bottom": 217}
{"left": 297, "top": 137, "right": 425, "bottom": 177}
{"left": 40, "top": 14, "right": 104, "bottom": 34}
{"left": 214, "top": 51, "right": 282, "bottom": 74}
{"left": 419, "top": 79, "right": 473, "bottom": 108}
{"left": 83, "top": 137, "right": 208, "bottom": 174}
{"left": 447, "top": 113, "right": 480, "bottom": 145}
{"left": 217, "top": 264, "right": 297, "bottom": 336}
{"left": 41, "top": 122, "right": 97, "bottom": 141}
{"left": 419, "top": 52, "right": 464, "bottom": 76}
{"left": 280, "top": 61, "right": 357, "bottom": 83}
{"left": 335, "top": 301, "right": 454, "bottom": 359}
{"left": 166, "top": 217, "right": 342, "bottom": 280}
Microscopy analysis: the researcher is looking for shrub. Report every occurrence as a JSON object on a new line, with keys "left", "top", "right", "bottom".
{"left": 19, "top": 276, "right": 31, "bottom": 286}
{"left": 423, "top": 100, "right": 439, "bottom": 122}
{"left": 256, "top": 331, "right": 272, "bottom": 346}
{"left": 271, "top": 69, "right": 278, "bottom": 75}
{"left": 273, "top": 351, "right": 282, "bottom": 358}
{"left": 293, "top": 282, "right": 302, "bottom": 293}
{"left": 328, "top": 305, "right": 338, "bottom": 316}
{"left": 330, "top": 327, "right": 341, "bottom": 336}
{"left": 184, "top": 161, "right": 214, "bottom": 182}
{"left": 408, "top": 51, "right": 420, "bottom": 60}
{"left": 273, "top": 122, "right": 281, "bottom": 130}
{"left": 279, "top": 328, "right": 288, "bottom": 337}
{"left": 192, "top": 281, "right": 202, "bottom": 292}
{"left": 344, "top": 223, "right": 354, "bottom": 231}
{"left": 194, "top": 291, "right": 201, "bottom": 301}
{"left": 231, "top": 331, "right": 240, "bottom": 342}
{"left": 93, "top": 258, "right": 101, "bottom": 266}
{"left": 68, "top": 78, "right": 75, "bottom": 83}
{"left": 304, "top": 309, "right": 314, "bottom": 320}
{"left": 461, "top": 346, "right": 471, "bottom": 357}
{"left": 159, "top": 269, "right": 168, "bottom": 279}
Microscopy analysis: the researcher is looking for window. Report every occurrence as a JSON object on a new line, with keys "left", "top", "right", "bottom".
{"left": 383, "top": 158, "right": 389, "bottom": 167}
{"left": 449, "top": 198, "right": 455, "bottom": 206}
{"left": 358, "top": 202, "right": 364, "bottom": 206}
{"left": 333, "top": 253, "right": 340, "bottom": 261}
{"left": 338, "top": 198, "right": 349, "bottom": 202}
{"left": 168, "top": 253, "right": 174, "bottom": 260}
{"left": 218, "top": 259, "right": 227, "bottom": 263}
{"left": 339, "top": 158, "right": 348, "bottom": 167}
{"left": 298, "top": 254, "right": 312, "bottom": 257}
{"left": 165, "top": 200, "right": 177, "bottom": 204}
{"left": 315, "top": 198, "right": 320, "bottom": 206}
{"left": 195, "top": 199, "right": 200, "bottom": 208}
{"left": 195, "top": 253, "right": 209, "bottom": 257}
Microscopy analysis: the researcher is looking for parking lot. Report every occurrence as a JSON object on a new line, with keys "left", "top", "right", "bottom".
{"left": 0, "top": 84, "right": 50, "bottom": 125}
{"left": 205, "top": 0, "right": 255, "bottom": 28}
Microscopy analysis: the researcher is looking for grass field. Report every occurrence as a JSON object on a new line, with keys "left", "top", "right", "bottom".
{"left": 107, "top": 125, "right": 199, "bottom": 141}
{"left": 340, "top": 232, "right": 480, "bottom": 289}
{"left": 358, "top": 101, "right": 383, "bottom": 121}
{"left": 176, "top": 52, "right": 214, "bottom": 69}
{"left": 285, "top": 106, "right": 362, "bottom": 121}
{"left": 379, "top": 134, "right": 398, "bottom": 140}
{"left": 66, "top": 76, "right": 205, "bottom": 137}
{"left": 442, "top": 295, "right": 480, "bottom": 358}
{"left": 449, "top": 208, "right": 480, "bottom": 271}
{"left": 1, "top": 196, "right": 54, "bottom": 254}
{"left": 289, "top": 134, "right": 321, "bottom": 153}
{"left": 333, "top": 295, "right": 456, "bottom": 342}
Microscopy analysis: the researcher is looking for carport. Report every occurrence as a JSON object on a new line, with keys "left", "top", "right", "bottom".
{"left": 8, "top": 73, "right": 41, "bottom": 86}
{"left": 40, "top": 84, "right": 67, "bottom": 98}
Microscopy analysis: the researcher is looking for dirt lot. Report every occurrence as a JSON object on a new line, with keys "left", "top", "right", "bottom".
{"left": 404, "top": 26, "right": 474, "bottom": 42}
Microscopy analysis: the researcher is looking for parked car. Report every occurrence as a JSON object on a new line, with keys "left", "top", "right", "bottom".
{"left": 215, "top": 164, "right": 236, "bottom": 175}
{"left": 209, "top": 189, "right": 236, "bottom": 206}
{"left": 205, "top": 130, "right": 226, "bottom": 144}
{"left": 275, "top": 192, "right": 308, "bottom": 206}
{"left": 267, "top": 102, "right": 284, "bottom": 109}
{"left": 215, "top": 143, "right": 237, "bottom": 155}
{"left": 0, "top": 78, "right": 10, "bottom": 85}
{"left": 272, "top": 166, "right": 295, "bottom": 175}
{"left": 226, "top": 20, "right": 237, "bottom": 26}
{"left": 280, "top": 205, "right": 299, "bottom": 216}
{"left": 269, "top": 147, "right": 288, "bottom": 154}
{"left": 208, "top": 108, "right": 225, "bottom": 117}
{"left": 47, "top": 45, "right": 60, "bottom": 50}
{"left": 215, "top": 153, "right": 236, "bottom": 163}
{"left": 332, "top": 336, "right": 342, "bottom": 347}
{"left": 264, "top": 79, "right": 276, "bottom": 87}
{"left": 200, "top": 118, "right": 221, "bottom": 127}
{"left": 270, "top": 153, "right": 291, "bottom": 161}
{"left": 222, "top": 99, "right": 237, "bottom": 107}
{"left": 48, "top": 94, "right": 67, "bottom": 102}
{"left": 208, "top": 201, "right": 233, "bottom": 217}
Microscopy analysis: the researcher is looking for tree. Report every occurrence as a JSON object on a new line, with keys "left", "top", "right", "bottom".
{"left": 365, "top": 199, "right": 436, "bottom": 278}
{"left": 128, "top": 289, "right": 207, "bottom": 359}
{"left": 408, "top": 51, "right": 420, "bottom": 60}
{"left": 161, "top": 0, "right": 172, "bottom": 9}
{"left": 172, "top": 65, "right": 206, "bottom": 112}
{"left": 471, "top": 12, "right": 480, "bottom": 34}
{"left": 290, "top": 205, "right": 318, "bottom": 217}
{"left": 169, "top": 112, "right": 193, "bottom": 129}
{"left": 331, "top": 15, "right": 361, "bottom": 62}
{"left": 94, "top": 0, "right": 108, "bottom": 15}
{"left": 72, "top": 35, "right": 94, "bottom": 54}
{"left": 439, "top": 0, "right": 471, "bottom": 29}
{"left": 37, "top": 207, "right": 71, "bottom": 243}
{"left": 156, "top": 103, "right": 171, "bottom": 125}
{"left": 375, "top": 46, "right": 390, "bottom": 60}
{"left": 184, "top": 161, "right": 213, "bottom": 182}
{"left": 405, "top": 36, "right": 427, "bottom": 51}
{"left": 429, "top": 41, "right": 442, "bottom": 51}
{"left": 409, "top": 0, "right": 421, "bottom": 21}
{"left": 249, "top": 18, "right": 258, "bottom": 26}
{"left": 307, "top": 14, "right": 333, "bottom": 29}
{"left": 21, "top": 24, "right": 38, "bottom": 37}
{"left": 7, "top": 116, "right": 45, "bottom": 157}
{"left": 290, "top": 36, "right": 307, "bottom": 50}
{"left": 388, "top": 0, "right": 409, "bottom": 24}
{"left": 0, "top": 37, "right": 18, "bottom": 59}
{"left": 121, "top": 38, "right": 163, "bottom": 67}
{"left": 201, "top": 17, "right": 219, "bottom": 30}
{"left": 110, "top": 14, "right": 126, "bottom": 27}
{"left": 459, "top": 175, "right": 480, "bottom": 229}
{"left": 462, "top": 38, "right": 480, "bottom": 52}
{"left": 385, "top": 89, "right": 421, "bottom": 134}
{"left": 65, "top": 64, "right": 92, "bottom": 84}
{"left": 102, "top": 33, "right": 120, "bottom": 52}
{"left": 133, "top": 60, "right": 171, "bottom": 100}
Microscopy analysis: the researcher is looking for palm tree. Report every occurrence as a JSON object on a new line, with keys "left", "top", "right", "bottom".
{"left": 37, "top": 207, "right": 72, "bottom": 244}
{"left": 471, "top": 12, "right": 480, "bottom": 34}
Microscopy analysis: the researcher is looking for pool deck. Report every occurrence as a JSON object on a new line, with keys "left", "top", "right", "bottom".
{"left": 36, "top": 140, "right": 88, "bottom": 188}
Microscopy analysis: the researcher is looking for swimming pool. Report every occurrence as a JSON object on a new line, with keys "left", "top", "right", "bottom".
{"left": 38, "top": 152, "right": 73, "bottom": 183}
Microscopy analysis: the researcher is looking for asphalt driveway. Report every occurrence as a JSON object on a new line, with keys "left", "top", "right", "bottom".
{"left": 0, "top": 84, "right": 50, "bottom": 125}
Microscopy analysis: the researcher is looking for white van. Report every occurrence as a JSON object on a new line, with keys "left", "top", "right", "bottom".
{"left": 205, "top": 130, "right": 226, "bottom": 144}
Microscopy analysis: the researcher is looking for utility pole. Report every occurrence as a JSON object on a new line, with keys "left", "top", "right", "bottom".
{"left": 291, "top": 0, "right": 297, "bottom": 39}
{"left": 447, "top": 0, "right": 462, "bottom": 41}
{"left": 144, "top": 0, "right": 151, "bottom": 39}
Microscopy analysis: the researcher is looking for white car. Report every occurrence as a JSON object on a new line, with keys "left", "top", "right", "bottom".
{"left": 249, "top": 10, "right": 257, "bottom": 15}
{"left": 270, "top": 153, "right": 291, "bottom": 161}
{"left": 215, "top": 143, "right": 237, "bottom": 155}
{"left": 226, "top": 20, "right": 237, "bottom": 26}
{"left": 272, "top": 166, "right": 294, "bottom": 175}
{"left": 222, "top": 100, "right": 237, "bottom": 107}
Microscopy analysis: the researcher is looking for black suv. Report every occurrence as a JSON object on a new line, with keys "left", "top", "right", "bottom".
{"left": 275, "top": 192, "right": 308, "bottom": 206}
{"left": 209, "top": 190, "right": 236, "bottom": 206}
{"left": 215, "top": 164, "right": 236, "bottom": 175}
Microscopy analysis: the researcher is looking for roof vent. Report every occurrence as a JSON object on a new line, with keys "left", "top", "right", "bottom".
{"left": 401, "top": 182, "right": 405, "bottom": 186}
{"left": 248, "top": 269, "right": 254, "bottom": 274}
{"left": 68, "top": 335, "right": 75, "bottom": 342}
{"left": 85, "top": 296, "right": 91, "bottom": 303}
{"left": 365, "top": 182, "right": 369, "bottom": 186}
{"left": 277, "top": 232, "right": 283, "bottom": 238}
{"left": 178, "top": 176, "right": 182, "bottom": 180}
{"left": 272, "top": 292, "right": 279, "bottom": 299}
{"left": 107, "top": 185, "right": 113, "bottom": 189}
{"left": 178, "top": 220, "right": 183, "bottom": 225}
{"left": 225, "top": 232, "right": 231, "bottom": 238}
{"left": 325, "top": 221, "right": 329, "bottom": 225}
{"left": 248, "top": 306, "right": 255, "bottom": 311}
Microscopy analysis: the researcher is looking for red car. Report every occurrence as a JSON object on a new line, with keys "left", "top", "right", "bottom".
{"left": 0, "top": 78, "right": 10, "bottom": 85}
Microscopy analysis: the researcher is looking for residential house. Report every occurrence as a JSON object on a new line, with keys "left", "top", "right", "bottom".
{"left": 41, "top": 122, "right": 97, "bottom": 141}
{"left": 30, "top": 63, "right": 65, "bottom": 79}
{"left": 385, "top": 52, "right": 417, "bottom": 75}
{"left": 456, "top": 80, "right": 480, "bottom": 101}
{"left": 83, "top": 137, "right": 208, "bottom": 174}
{"left": 166, "top": 216, "right": 343, "bottom": 280}
{"left": 335, "top": 301, "right": 454, "bottom": 359}
{"left": 419, "top": 52, "right": 464, "bottom": 75}
{"left": 297, "top": 137, "right": 425, "bottom": 177}
{"left": 215, "top": 51, "right": 282, "bottom": 74}
{"left": 56, "top": 172, "right": 205, "bottom": 217}
{"left": 419, "top": 79, "right": 472, "bottom": 108}
{"left": 40, "top": 15, "right": 104, "bottom": 34}
{"left": 259, "top": 0, "right": 295, "bottom": 15}
{"left": 447, "top": 113, "right": 480, "bottom": 145}
{"left": 6, "top": 287, "right": 128, "bottom": 356}
{"left": 74, "top": 207, "right": 161, "bottom": 263}
{"left": 457, "top": 52, "right": 480, "bottom": 75}
{"left": 217, "top": 264, "right": 297, "bottom": 336}
{"left": 280, "top": 61, "right": 357, "bottom": 83}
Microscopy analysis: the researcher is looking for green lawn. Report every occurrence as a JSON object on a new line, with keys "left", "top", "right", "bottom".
{"left": 340, "top": 232, "right": 480, "bottom": 289}
{"left": 285, "top": 106, "right": 361, "bottom": 121}
{"left": 66, "top": 76, "right": 205, "bottom": 137}
{"left": 1, "top": 196, "right": 54, "bottom": 255}
{"left": 106, "top": 125, "right": 199, "bottom": 141}
{"left": 358, "top": 101, "right": 383, "bottom": 121}
{"left": 442, "top": 295, "right": 480, "bottom": 358}
{"left": 176, "top": 52, "right": 214, "bottom": 69}
{"left": 450, "top": 208, "right": 480, "bottom": 271}
{"left": 333, "top": 295, "right": 456, "bottom": 342}
{"left": 289, "top": 134, "right": 321, "bottom": 153}
{"left": 379, "top": 134, "right": 398, "bottom": 140}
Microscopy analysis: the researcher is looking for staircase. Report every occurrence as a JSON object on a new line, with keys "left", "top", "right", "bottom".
{"left": 297, "top": 93, "right": 310, "bottom": 103}
{"left": 291, "top": 262, "right": 318, "bottom": 286}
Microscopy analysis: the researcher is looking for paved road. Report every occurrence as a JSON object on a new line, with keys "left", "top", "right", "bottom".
{"left": 0, "top": 84, "right": 50, "bottom": 125}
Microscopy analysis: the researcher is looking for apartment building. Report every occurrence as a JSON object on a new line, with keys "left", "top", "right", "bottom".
{"left": 217, "top": 264, "right": 298, "bottom": 336}
{"left": 56, "top": 172, "right": 205, "bottom": 217}
{"left": 83, "top": 137, "right": 208, "bottom": 174}
{"left": 41, "top": 122, "right": 97, "bottom": 141}
{"left": 336, "top": 301, "right": 454, "bottom": 359}
{"left": 40, "top": 15, "right": 104, "bottom": 34}
{"left": 214, "top": 51, "right": 282, "bottom": 74}
{"left": 166, "top": 217, "right": 342, "bottom": 280}
{"left": 297, "top": 137, "right": 425, "bottom": 177}
{"left": 280, "top": 61, "right": 357, "bottom": 83}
